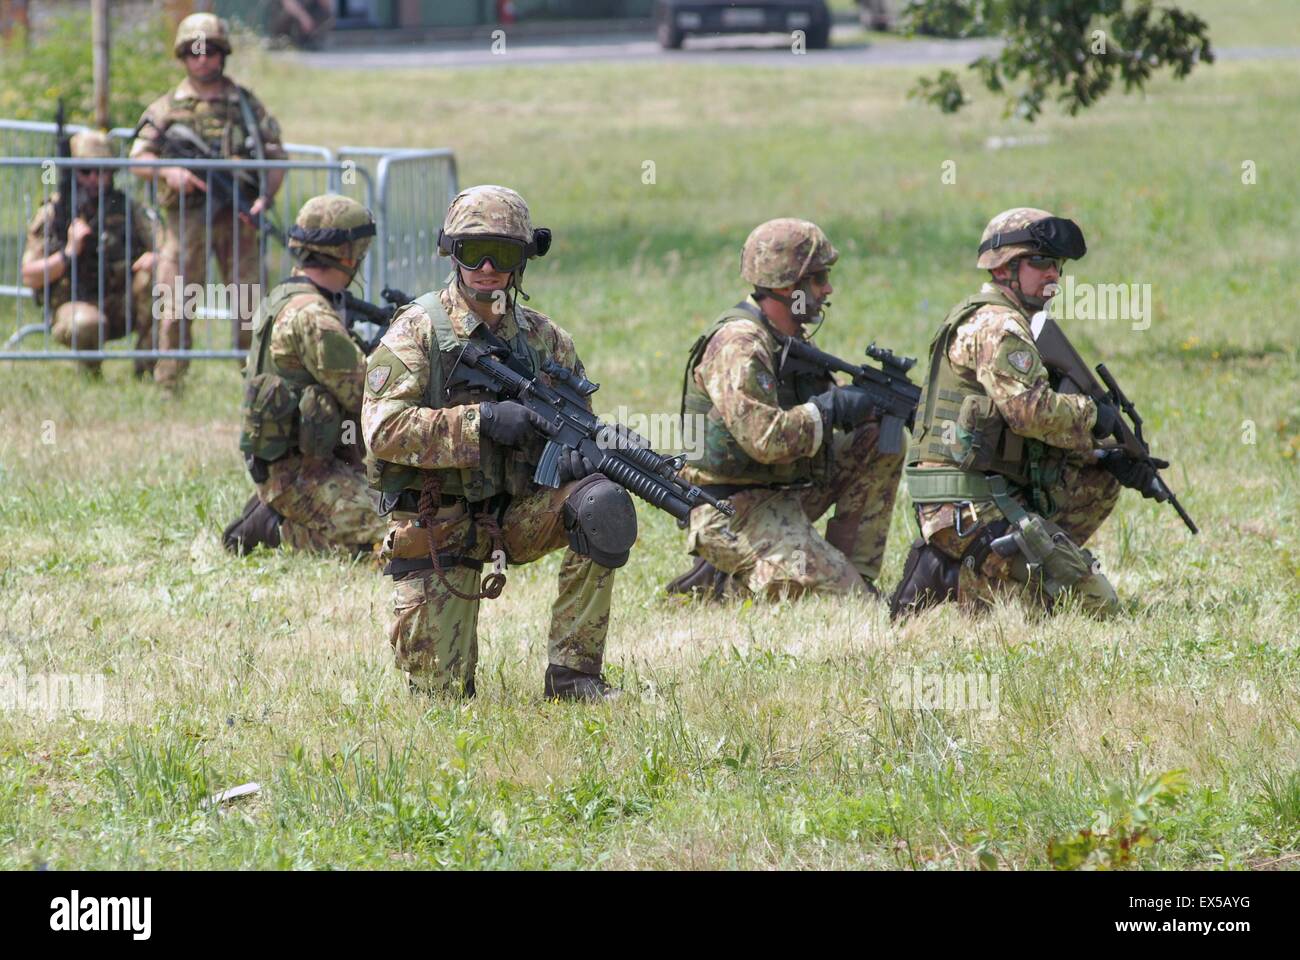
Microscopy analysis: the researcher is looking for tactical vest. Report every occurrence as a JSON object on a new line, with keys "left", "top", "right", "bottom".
{"left": 365, "top": 290, "right": 545, "bottom": 504}
{"left": 34, "top": 191, "right": 134, "bottom": 309}
{"left": 681, "top": 303, "right": 831, "bottom": 486}
{"left": 907, "top": 289, "right": 1064, "bottom": 509}
{"left": 157, "top": 83, "right": 261, "bottom": 207}
{"left": 238, "top": 279, "right": 324, "bottom": 463}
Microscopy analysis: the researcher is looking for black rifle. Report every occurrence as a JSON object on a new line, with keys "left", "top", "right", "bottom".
{"left": 159, "top": 123, "right": 283, "bottom": 244}
{"left": 339, "top": 286, "right": 413, "bottom": 354}
{"left": 776, "top": 337, "right": 922, "bottom": 455}
{"left": 50, "top": 100, "right": 76, "bottom": 245}
{"left": 1031, "top": 312, "right": 1197, "bottom": 534}
{"left": 449, "top": 341, "right": 735, "bottom": 523}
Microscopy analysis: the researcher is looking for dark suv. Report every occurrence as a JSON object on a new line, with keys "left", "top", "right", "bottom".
{"left": 655, "top": 1, "right": 832, "bottom": 50}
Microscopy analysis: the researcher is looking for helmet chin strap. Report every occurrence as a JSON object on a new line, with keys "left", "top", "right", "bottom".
{"left": 1003, "top": 257, "right": 1050, "bottom": 310}
{"left": 456, "top": 267, "right": 529, "bottom": 311}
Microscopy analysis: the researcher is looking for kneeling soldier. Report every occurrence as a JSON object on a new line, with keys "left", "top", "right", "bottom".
{"left": 668, "top": 218, "right": 905, "bottom": 600}
{"left": 891, "top": 207, "right": 1131, "bottom": 618}
{"left": 362, "top": 185, "right": 630, "bottom": 701}
{"left": 224, "top": 194, "right": 387, "bottom": 555}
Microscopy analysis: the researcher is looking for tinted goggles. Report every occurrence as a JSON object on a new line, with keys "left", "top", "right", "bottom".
{"left": 978, "top": 216, "right": 1087, "bottom": 261}
{"left": 449, "top": 235, "right": 529, "bottom": 272}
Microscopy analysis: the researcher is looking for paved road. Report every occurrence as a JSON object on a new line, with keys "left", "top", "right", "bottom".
{"left": 291, "top": 27, "right": 1001, "bottom": 70}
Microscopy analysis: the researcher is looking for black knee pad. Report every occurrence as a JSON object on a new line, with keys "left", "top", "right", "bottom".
{"left": 563, "top": 476, "right": 637, "bottom": 569}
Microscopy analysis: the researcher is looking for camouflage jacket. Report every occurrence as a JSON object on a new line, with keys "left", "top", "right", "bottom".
{"left": 131, "top": 76, "right": 285, "bottom": 207}
{"left": 680, "top": 295, "right": 825, "bottom": 488}
{"left": 361, "top": 281, "right": 587, "bottom": 500}
{"left": 23, "top": 190, "right": 154, "bottom": 309}
{"left": 913, "top": 283, "right": 1099, "bottom": 537}
{"left": 264, "top": 284, "right": 367, "bottom": 416}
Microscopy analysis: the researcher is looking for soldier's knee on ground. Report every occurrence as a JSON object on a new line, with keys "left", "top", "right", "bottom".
{"left": 562, "top": 476, "right": 637, "bottom": 568}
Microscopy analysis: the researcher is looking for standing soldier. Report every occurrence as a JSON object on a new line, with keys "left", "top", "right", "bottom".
{"left": 362, "top": 185, "right": 632, "bottom": 701}
{"left": 21, "top": 130, "right": 158, "bottom": 378}
{"left": 223, "top": 194, "right": 387, "bottom": 557}
{"left": 667, "top": 218, "right": 904, "bottom": 601}
{"left": 129, "top": 12, "right": 286, "bottom": 393}
{"left": 890, "top": 207, "right": 1151, "bottom": 618}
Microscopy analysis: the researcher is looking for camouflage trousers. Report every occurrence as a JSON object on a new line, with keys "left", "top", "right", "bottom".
{"left": 916, "top": 458, "right": 1121, "bottom": 616}
{"left": 51, "top": 270, "right": 155, "bottom": 375}
{"left": 153, "top": 203, "right": 264, "bottom": 387}
{"left": 686, "top": 418, "right": 905, "bottom": 598}
{"left": 385, "top": 481, "right": 616, "bottom": 694}
{"left": 257, "top": 453, "right": 386, "bottom": 552}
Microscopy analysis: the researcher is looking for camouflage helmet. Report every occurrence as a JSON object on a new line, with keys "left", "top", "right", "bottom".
{"left": 442, "top": 185, "right": 533, "bottom": 242}
{"left": 976, "top": 207, "right": 1056, "bottom": 269}
{"left": 69, "top": 130, "right": 114, "bottom": 160}
{"left": 741, "top": 218, "right": 839, "bottom": 289}
{"left": 287, "top": 194, "right": 376, "bottom": 273}
{"left": 173, "top": 13, "right": 232, "bottom": 59}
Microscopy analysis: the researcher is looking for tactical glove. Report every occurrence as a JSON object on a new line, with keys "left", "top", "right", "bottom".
{"left": 1100, "top": 450, "right": 1169, "bottom": 500}
{"left": 558, "top": 448, "right": 598, "bottom": 483}
{"left": 811, "top": 385, "right": 875, "bottom": 431}
{"left": 1091, "top": 399, "right": 1121, "bottom": 439}
{"left": 479, "top": 401, "right": 548, "bottom": 447}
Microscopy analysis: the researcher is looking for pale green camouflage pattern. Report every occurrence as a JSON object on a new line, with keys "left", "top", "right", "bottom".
{"left": 443, "top": 184, "right": 533, "bottom": 242}
{"left": 923, "top": 458, "right": 1120, "bottom": 616}
{"left": 362, "top": 282, "right": 581, "bottom": 473}
{"left": 388, "top": 481, "right": 615, "bottom": 692}
{"left": 740, "top": 218, "right": 839, "bottom": 288}
{"left": 976, "top": 206, "right": 1055, "bottom": 269}
{"left": 173, "top": 12, "right": 232, "bottom": 56}
{"left": 679, "top": 306, "right": 822, "bottom": 487}
{"left": 258, "top": 454, "right": 386, "bottom": 552}
{"left": 69, "top": 130, "right": 114, "bottom": 159}
{"left": 687, "top": 419, "right": 904, "bottom": 596}
{"left": 289, "top": 194, "right": 374, "bottom": 268}
{"left": 248, "top": 282, "right": 382, "bottom": 551}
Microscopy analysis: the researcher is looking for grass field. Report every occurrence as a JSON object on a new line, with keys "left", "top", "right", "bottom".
{"left": 1, "top": 2, "right": 1298, "bottom": 869}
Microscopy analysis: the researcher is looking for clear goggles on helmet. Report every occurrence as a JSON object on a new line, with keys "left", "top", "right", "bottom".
{"left": 978, "top": 216, "right": 1087, "bottom": 261}
{"left": 439, "top": 229, "right": 552, "bottom": 272}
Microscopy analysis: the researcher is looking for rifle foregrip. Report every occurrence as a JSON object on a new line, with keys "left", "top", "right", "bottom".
{"left": 599, "top": 456, "right": 693, "bottom": 522}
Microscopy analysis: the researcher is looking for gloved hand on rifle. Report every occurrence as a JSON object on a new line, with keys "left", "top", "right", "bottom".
{"left": 811, "top": 384, "right": 876, "bottom": 431}
{"left": 558, "top": 449, "right": 598, "bottom": 483}
{"left": 1091, "top": 398, "right": 1123, "bottom": 439}
{"left": 1100, "top": 450, "right": 1169, "bottom": 499}
{"left": 479, "top": 401, "right": 550, "bottom": 447}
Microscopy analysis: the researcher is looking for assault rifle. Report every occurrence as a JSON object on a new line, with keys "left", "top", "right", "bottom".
{"left": 50, "top": 101, "right": 76, "bottom": 245}
{"left": 1030, "top": 311, "right": 1198, "bottom": 535}
{"left": 776, "top": 338, "right": 922, "bottom": 455}
{"left": 339, "top": 287, "right": 413, "bottom": 354}
{"left": 449, "top": 340, "right": 736, "bottom": 523}
{"left": 159, "top": 123, "right": 283, "bottom": 244}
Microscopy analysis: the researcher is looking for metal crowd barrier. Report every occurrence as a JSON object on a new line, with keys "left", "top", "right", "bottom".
{"left": 1, "top": 118, "right": 459, "bottom": 361}
{"left": 0, "top": 156, "right": 373, "bottom": 360}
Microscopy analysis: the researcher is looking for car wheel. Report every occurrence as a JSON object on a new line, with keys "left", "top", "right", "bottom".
{"left": 658, "top": 18, "right": 685, "bottom": 50}
{"left": 806, "top": 22, "right": 831, "bottom": 49}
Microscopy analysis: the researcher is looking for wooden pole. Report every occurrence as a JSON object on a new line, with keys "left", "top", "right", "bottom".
{"left": 92, "top": 0, "right": 110, "bottom": 128}
{"left": 1, "top": 0, "right": 32, "bottom": 48}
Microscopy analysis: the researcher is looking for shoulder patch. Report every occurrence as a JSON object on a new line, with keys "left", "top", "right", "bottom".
{"left": 755, "top": 370, "right": 775, "bottom": 393}
{"left": 367, "top": 365, "right": 391, "bottom": 394}
{"left": 1007, "top": 350, "right": 1034, "bottom": 374}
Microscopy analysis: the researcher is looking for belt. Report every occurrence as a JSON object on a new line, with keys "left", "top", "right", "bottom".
{"left": 385, "top": 554, "right": 484, "bottom": 580}
{"left": 380, "top": 488, "right": 465, "bottom": 515}
{"left": 699, "top": 483, "right": 776, "bottom": 499}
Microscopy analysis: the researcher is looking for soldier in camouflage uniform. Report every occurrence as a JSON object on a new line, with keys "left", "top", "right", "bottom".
{"left": 130, "top": 13, "right": 286, "bottom": 392}
{"left": 666, "top": 218, "right": 904, "bottom": 601}
{"left": 362, "top": 185, "right": 632, "bottom": 701}
{"left": 890, "top": 207, "right": 1163, "bottom": 618}
{"left": 21, "top": 130, "right": 158, "bottom": 377}
{"left": 223, "top": 194, "right": 386, "bottom": 556}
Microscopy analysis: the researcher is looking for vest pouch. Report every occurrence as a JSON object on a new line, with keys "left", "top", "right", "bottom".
{"left": 239, "top": 371, "right": 298, "bottom": 462}
{"left": 298, "top": 385, "right": 342, "bottom": 461}
{"left": 954, "top": 394, "right": 1005, "bottom": 471}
